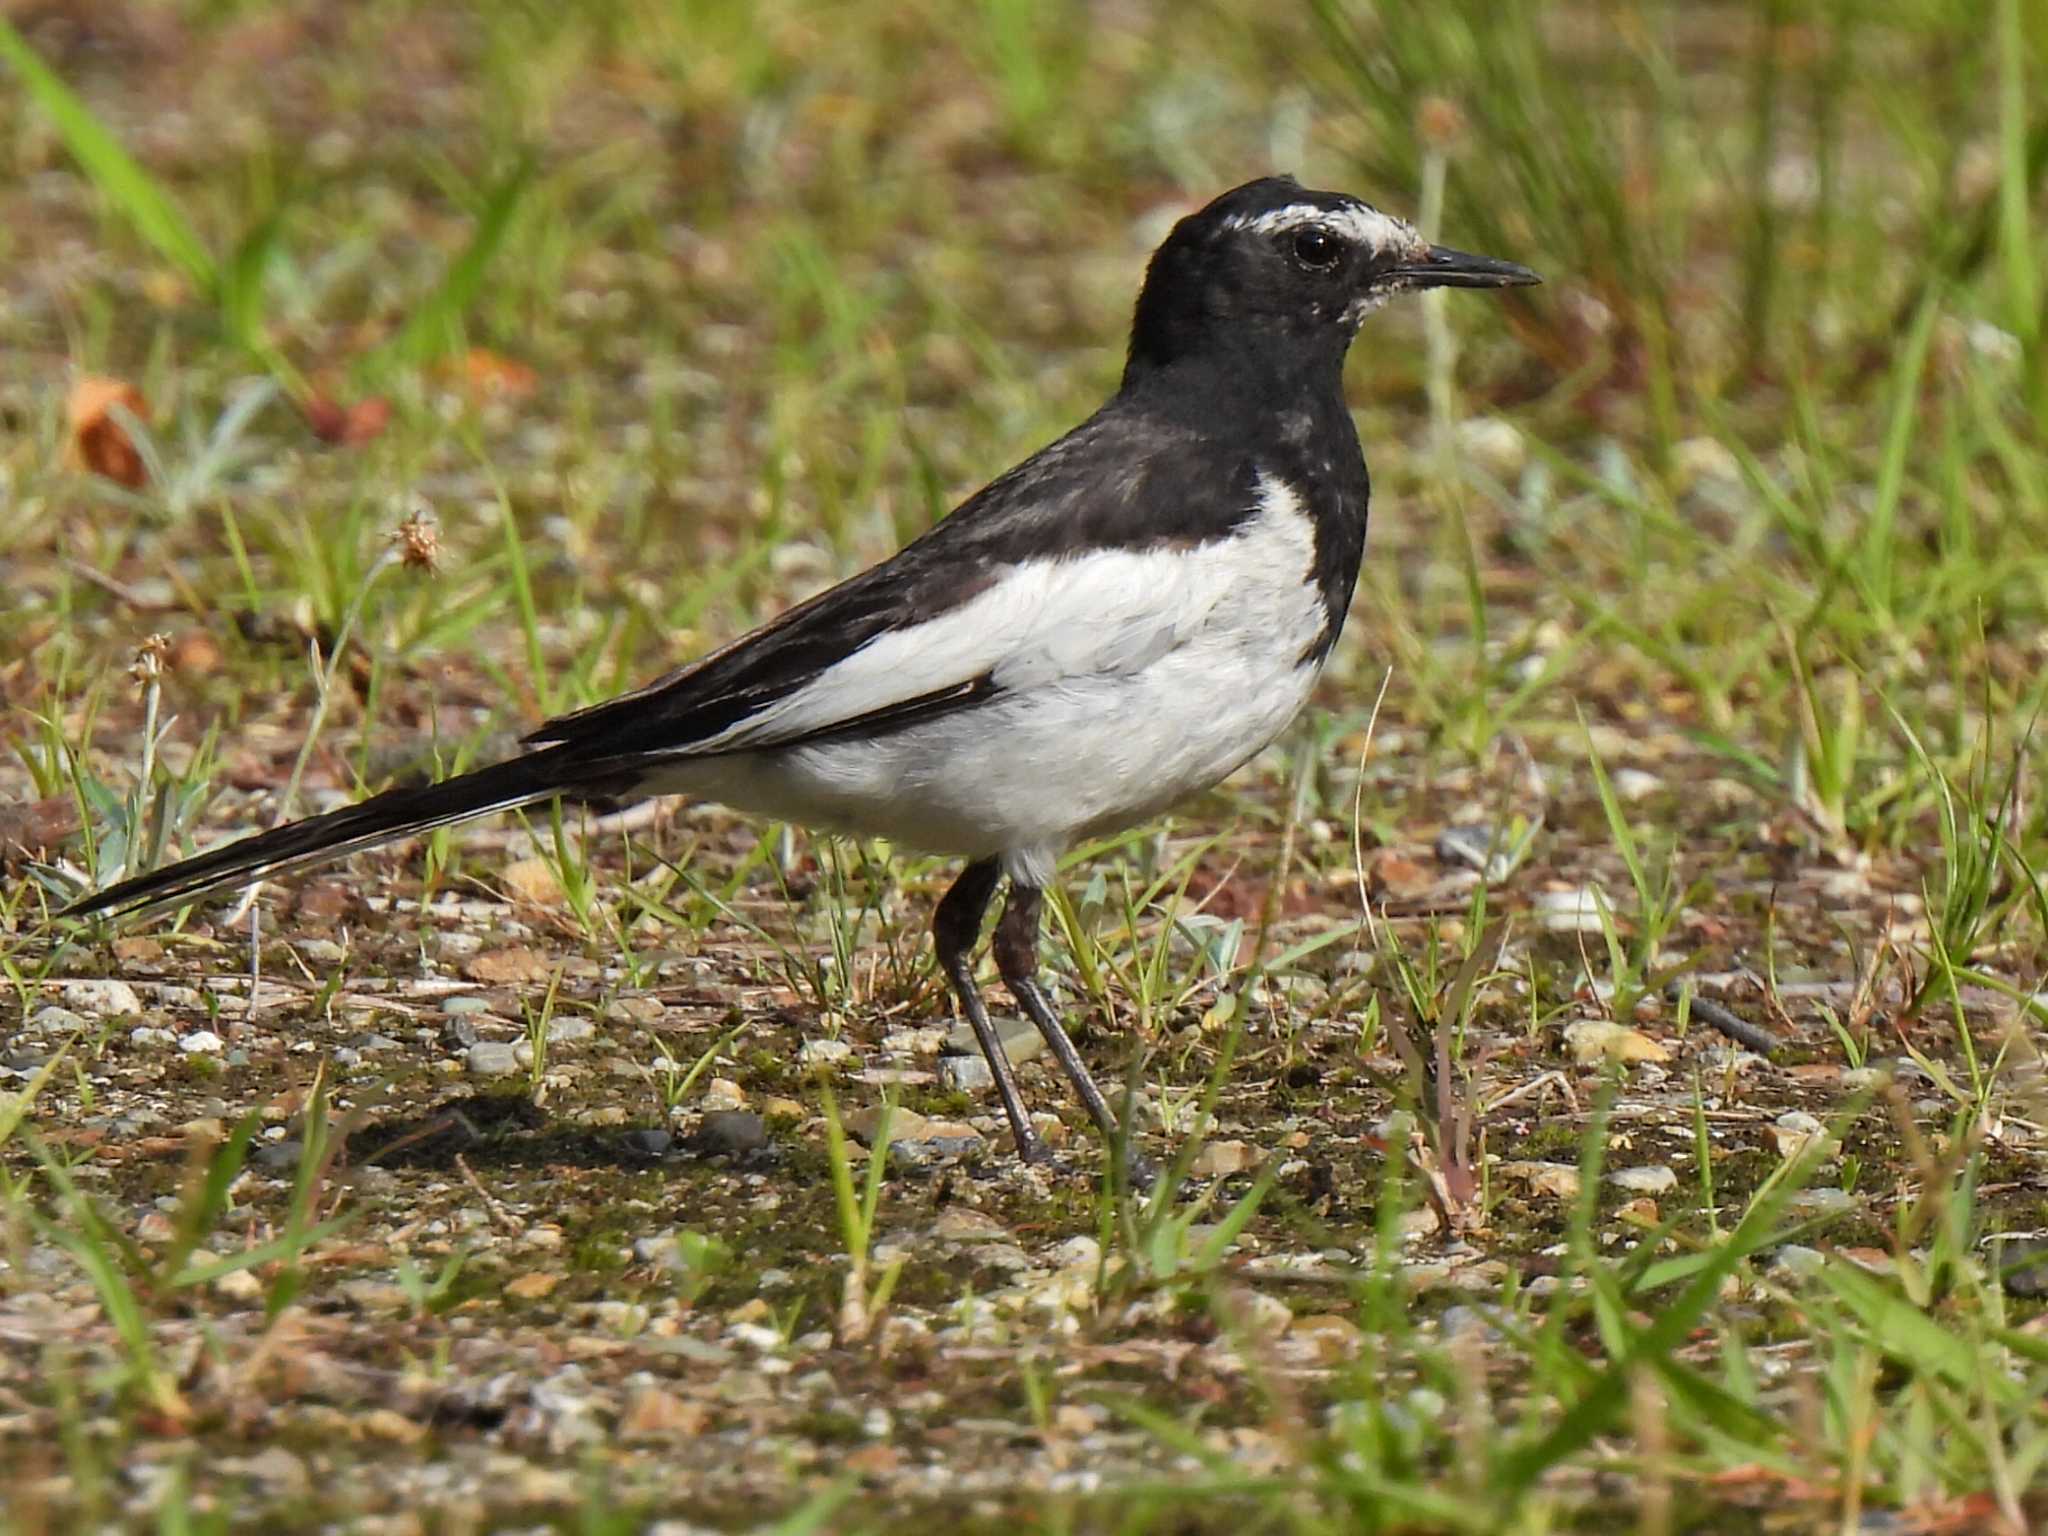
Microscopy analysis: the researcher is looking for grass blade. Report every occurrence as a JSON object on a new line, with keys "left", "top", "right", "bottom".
{"left": 0, "top": 18, "right": 215, "bottom": 292}
{"left": 359, "top": 155, "right": 534, "bottom": 383}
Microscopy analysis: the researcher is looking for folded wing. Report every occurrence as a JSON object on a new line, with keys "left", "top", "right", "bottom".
{"left": 525, "top": 409, "right": 1259, "bottom": 762}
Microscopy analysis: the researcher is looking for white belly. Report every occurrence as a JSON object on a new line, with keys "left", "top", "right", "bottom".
{"left": 668, "top": 645, "right": 1321, "bottom": 885}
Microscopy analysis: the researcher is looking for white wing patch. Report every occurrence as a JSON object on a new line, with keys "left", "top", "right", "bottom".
{"left": 691, "top": 474, "right": 1321, "bottom": 754}
{"left": 1222, "top": 201, "right": 1424, "bottom": 260}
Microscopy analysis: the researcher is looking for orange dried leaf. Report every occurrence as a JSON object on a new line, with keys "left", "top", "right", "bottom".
{"left": 452, "top": 347, "right": 538, "bottom": 400}
{"left": 66, "top": 376, "right": 150, "bottom": 487}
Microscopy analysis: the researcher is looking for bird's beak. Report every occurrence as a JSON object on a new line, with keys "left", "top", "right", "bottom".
{"left": 1391, "top": 244, "right": 1542, "bottom": 290}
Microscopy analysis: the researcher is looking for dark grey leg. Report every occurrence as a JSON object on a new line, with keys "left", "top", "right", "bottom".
{"left": 992, "top": 885, "right": 1125, "bottom": 1150}
{"left": 933, "top": 859, "right": 1047, "bottom": 1163}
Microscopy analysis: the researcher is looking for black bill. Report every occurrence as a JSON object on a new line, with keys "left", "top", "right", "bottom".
{"left": 1395, "top": 244, "right": 1542, "bottom": 290}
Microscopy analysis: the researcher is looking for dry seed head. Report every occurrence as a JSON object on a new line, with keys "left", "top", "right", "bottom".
{"left": 391, "top": 505, "right": 443, "bottom": 572}
{"left": 130, "top": 631, "right": 171, "bottom": 687}
{"left": 1416, "top": 97, "right": 1466, "bottom": 151}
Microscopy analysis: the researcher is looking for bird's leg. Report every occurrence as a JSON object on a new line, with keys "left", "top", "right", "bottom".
{"left": 933, "top": 859, "right": 1046, "bottom": 1163}
{"left": 993, "top": 884, "right": 1132, "bottom": 1160}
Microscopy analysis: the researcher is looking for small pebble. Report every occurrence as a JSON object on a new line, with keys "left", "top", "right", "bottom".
{"left": 1534, "top": 886, "right": 1608, "bottom": 934}
{"left": 931, "top": 1207, "right": 1010, "bottom": 1242}
{"left": 797, "top": 1038, "right": 852, "bottom": 1068}
{"left": 546, "top": 1017, "right": 596, "bottom": 1045}
{"left": 888, "top": 1133, "right": 984, "bottom": 1167}
{"left": 1612, "top": 767, "right": 1662, "bottom": 802}
{"left": 441, "top": 995, "right": 490, "bottom": 1016}
{"left": 1455, "top": 416, "right": 1525, "bottom": 476}
{"left": 466, "top": 1041, "right": 521, "bottom": 1078}
{"left": 1606, "top": 1164, "right": 1677, "bottom": 1195}
{"left": 64, "top": 979, "right": 141, "bottom": 1017}
{"left": 696, "top": 1111, "right": 768, "bottom": 1155}
{"left": 605, "top": 995, "right": 667, "bottom": 1026}
{"left": 1997, "top": 1237, "right": 2048, "bottom": 1298}
{"left": 621, "top": 1128, "right": 675, "bottom": 1159}
{"left": 1440, "top": 1304, "right": 1504, "bottom": 1342}
{"left": 942, "top": 1017, "right": 1043, "bottom": 1065}
{"left": 1788, "top": 1187, "right": 1858, "bottom": 1215}
{"left": 213, "top": 1268, "right": 265, "bottom": 1303}
{"left": 631, "top": 1234, "right": 671, "bottom": 1264}
{"left": 1192, "top": 1140, "right": 1256, "bottom": 1178}
{"left": 440, "top": 1018, "right": 483, "bottom": 1050}
{"left": 700, "top": 1077, "right": 747, "bottom": 1111}
{"left": 1434, "top": 824, "right": 1521, "bottom": 883}
{"left": 1770, "top": 1244, "right": 1827, "bottom": 1278}
{"left": 938, "top": 1056, "right": 993, "bottom": 1094}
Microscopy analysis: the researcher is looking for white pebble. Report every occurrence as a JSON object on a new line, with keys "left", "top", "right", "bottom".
{"left": 1607, "top": 1164, "right": 1678, "bottom": 1195}
{"left": 797, "top": 1038, "right": 852, "bottom": 1067}
{"left": 63, "top": 979, "right": 141, "bottom": 1017}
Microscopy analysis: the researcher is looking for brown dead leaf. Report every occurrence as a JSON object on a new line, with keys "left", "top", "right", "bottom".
{"left": 301, "top": 392, "right": 391, "bottom": 446}
{"left": 503, "top": 1270, "right": 561, "bottom": 1300}
{"left": 1367, "top": 850, "right": 1434, "bottom": 900}
{"left": 66, "top": 376, "right": 150, "bottom": 487}
{"left": 168, "top": 628, "right": 223, "bottom": 676}
{"left": 464, "top": 946, "right": 554, "bottom": 985}
{"left": 295, "top": 881, "right": 358, "bottom": 923}
{"left": 0, "top": 796, "right": 80, "bottom": 865}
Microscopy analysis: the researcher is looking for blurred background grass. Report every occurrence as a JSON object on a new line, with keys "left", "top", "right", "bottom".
{"left": 3, "top": 3, "right": 2048, "bottom": 1532}
{"left": 2, "top": 0, "right": 2042, "bottom": 866}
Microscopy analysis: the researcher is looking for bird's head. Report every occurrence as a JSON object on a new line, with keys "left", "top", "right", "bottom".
{"left": 1126, "top": 176, "right": 1538, "bottom": 381}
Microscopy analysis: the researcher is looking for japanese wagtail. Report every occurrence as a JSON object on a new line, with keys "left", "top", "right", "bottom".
{"left": 66, "top": 177, "right": 1538, "bottom": 1165}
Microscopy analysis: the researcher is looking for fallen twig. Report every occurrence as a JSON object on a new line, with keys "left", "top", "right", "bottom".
{"left": 1670, "top": 985, "right": 1781, "bottom": 1054}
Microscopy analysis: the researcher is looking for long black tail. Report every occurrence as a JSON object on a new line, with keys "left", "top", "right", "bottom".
{"left": 63, "top": 747, "right": 615, "bottom": 919}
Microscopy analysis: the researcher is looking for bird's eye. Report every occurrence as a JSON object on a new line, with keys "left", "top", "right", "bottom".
{"left": 1291, "top": 227, "right": 1342, "bottom": 269}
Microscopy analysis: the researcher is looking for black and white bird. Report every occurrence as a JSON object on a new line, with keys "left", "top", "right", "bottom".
{"left": 66, "top": 177, "right": 1537, "bottom": 1165}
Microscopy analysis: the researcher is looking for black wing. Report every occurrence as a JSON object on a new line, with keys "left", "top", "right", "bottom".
{"left": 523, "top": 403, "right": 1256, "bottom": 759}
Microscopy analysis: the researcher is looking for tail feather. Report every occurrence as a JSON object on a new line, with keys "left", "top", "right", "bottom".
{"left": 63, "top": 748, "right": 607, "bottom": 919}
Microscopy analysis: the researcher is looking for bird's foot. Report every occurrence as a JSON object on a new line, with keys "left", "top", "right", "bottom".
{"left": 1004, "top": 1124, "right": 1165, "bottom": 1190}
{"left": 1009, "top": 1128, "right": 1064, "bottom": 1170}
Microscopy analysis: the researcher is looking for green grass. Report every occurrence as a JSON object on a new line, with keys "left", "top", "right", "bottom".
{"left": 1, "top": 0, "right": 2046, "bottom": 1530}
